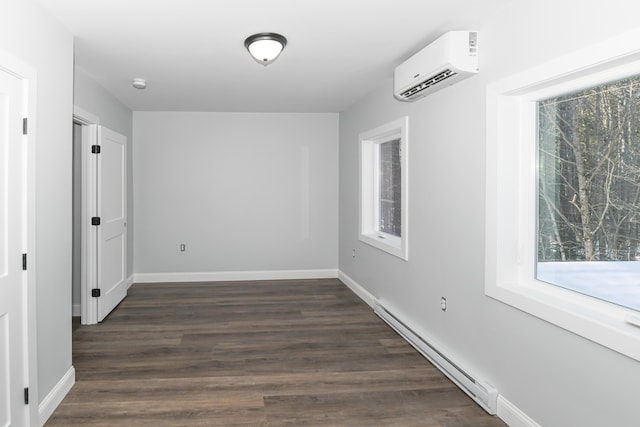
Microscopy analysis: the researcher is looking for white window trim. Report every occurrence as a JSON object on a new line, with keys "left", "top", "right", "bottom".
{"left": 486, "top": 28, "right": 640, "bottom": 362}
{"left": 359, "top": 116, "right": 409, "bottom": 260}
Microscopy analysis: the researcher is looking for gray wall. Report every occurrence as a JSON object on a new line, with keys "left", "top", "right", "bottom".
{"left": 133, "top": 112, "right": 338, "bottom": 275}
{"left": 74, "top": 67, "right": 134, "bottom": 279}
{"left": 338, "top": 1, "right": 640, "bottom": 426}
{"left": 0, "top": 0, "right": 74, "bottom": 404}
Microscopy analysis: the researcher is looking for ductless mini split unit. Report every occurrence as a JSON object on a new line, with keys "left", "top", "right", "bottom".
{"left": 394, "top": 30, "right": 479, "bottom": 101}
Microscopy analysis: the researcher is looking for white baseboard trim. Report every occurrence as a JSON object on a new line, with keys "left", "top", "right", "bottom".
{"left": 337, "top": 270, "right": 375, "bottom": 307}
{"left": 338, "top": 271, "right": 537, "bottom": 427}
{"left": 133, "top": 269, "right": 339, "bottom": 284}
{"left": 496, "top": 395, "right": 540, "bottom": 427}
{"left": 126, "top": 274, "right": 134, "bottom": 289}
{"left": 72, "top": 303, "right": 81, "bottom": 317}
{"left": 39, "top": 366, "right": 75, "bottom": 426}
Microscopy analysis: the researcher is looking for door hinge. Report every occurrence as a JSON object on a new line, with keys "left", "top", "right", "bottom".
{"left": 91, "top": 145, "right": 101, "bottom": 154}
{"left": 22, "top": 253, "right": 27, "bottom": 271}
{"left": 91, "top": 217, "right": 101, "bottom": 226}
{"left": 92, "top": 288, "right": 101, "bottom": 298}
{"left": 24, "top": 387, "right": 29, "bottom": 405}
{"left": 22, "top": 118, "right": 28, "bottom": 135}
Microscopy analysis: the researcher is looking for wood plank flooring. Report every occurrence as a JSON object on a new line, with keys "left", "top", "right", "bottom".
{"left": 46, "top": 279, "right": 506, "bottom": 426}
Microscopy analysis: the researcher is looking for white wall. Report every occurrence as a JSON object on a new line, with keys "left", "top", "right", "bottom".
{"left": 338, "top": 1, "right": 640, "bottom": 426}
{"left": 74, "top": 67, "right": 134, "bottom": 279}
{"left": 0, "top": 0, "right": 74, "bottom": 407}
{"left": 134, "top": 112, "right": 338, "bottom": 277}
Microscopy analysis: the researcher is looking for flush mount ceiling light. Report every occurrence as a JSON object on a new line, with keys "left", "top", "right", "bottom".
{"left": 132, "top": 78, "right": 147, "bottom": 89}
{"left": 244, "top": 33, "right": 287, "bottom": 66}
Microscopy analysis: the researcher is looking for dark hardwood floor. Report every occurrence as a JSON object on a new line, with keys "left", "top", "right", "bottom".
{"left": 47, "top": 279, "right": 506, "bottom": 426}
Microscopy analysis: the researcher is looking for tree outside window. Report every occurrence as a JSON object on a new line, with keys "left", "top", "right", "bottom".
{"left": 359, "top": 116, "right": 408, "bottom": 260}
{"left": 537, "top": 75, "right": 640, "bottom": 311}
{"left": 379, "top": 138, "right": 402, "bottom": 237}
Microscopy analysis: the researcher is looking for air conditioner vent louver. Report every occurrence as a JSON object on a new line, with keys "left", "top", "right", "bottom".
{"left": 394, "top": 31, "right": 479, "bottom": 102}
{"left": 400, "top": 69, "right": 458, "bottom": 99}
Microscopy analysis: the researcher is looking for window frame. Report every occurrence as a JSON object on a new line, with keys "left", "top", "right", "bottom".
{"left": 485, "top": 29, "right": 640, "bottom": 362}
{"left": 359, "top": 117, "right": 409, "bottom": 260}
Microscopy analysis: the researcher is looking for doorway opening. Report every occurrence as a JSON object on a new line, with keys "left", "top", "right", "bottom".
{"left": 72, "top": 121, "right": 82, "bottom": 329}
{"left": 72, "top": 107, "right": 128, "bottom": 325}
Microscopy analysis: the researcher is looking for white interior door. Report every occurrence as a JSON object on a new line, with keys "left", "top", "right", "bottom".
{"left": 0, "top": 66, "right": 27, "bottom": 426}
{"left": 96, "top": 126, "right": 127, "bottom": 322}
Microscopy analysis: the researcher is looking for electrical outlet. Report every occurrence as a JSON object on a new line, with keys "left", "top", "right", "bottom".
{"left": 352, "top": 249, "right": 356, "bottom": 258}
{"left": 440, "top": 297, "right": 447, "bottom": 312}
{"left": 180, "top": 243, "right": 186, "bottom": 252}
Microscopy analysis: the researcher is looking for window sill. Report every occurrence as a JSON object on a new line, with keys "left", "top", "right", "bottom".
{"left": 486, "top": 274, "right": 640, "bottom": 362}
{"left": 360, "top": 232, "right": 408, "bottom": 260}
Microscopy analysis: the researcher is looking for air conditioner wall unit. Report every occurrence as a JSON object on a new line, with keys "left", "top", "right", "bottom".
{"left": 394, "top": 30, "right": 479, "bottom": 102}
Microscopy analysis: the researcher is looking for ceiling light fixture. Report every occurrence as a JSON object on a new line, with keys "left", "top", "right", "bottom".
{"left": 132, "top": 78, "right": 147, "bottom": 89}
{"left": 244, "top": 33, "right": 287, "bottom": 66}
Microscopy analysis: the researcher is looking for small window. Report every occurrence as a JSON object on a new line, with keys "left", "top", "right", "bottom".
{"left": 379, "top": 138, "right": 402, "bottom": 237}
{"left": 359, "top": 117, "right": 408, "bottom": 260}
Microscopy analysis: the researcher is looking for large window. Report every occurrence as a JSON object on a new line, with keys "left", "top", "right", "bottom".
{"left": 485, "top": 29, "right": 640, "bottom": 362}
{"left": 537, "top": 76, "right": 640, "bottom": 312}
{"left": 360, "top": 117, "right": 408, "bottom": 260}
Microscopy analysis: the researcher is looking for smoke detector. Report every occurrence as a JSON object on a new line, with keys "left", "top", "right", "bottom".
{"left": 132, "top": 78, "right": 147, "bottom": 89}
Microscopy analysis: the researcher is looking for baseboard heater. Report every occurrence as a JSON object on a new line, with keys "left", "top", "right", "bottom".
{"left": 373, "top": 300, "right": 498, "bottom": 415}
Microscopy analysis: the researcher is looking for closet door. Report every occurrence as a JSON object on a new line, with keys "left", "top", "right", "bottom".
{"left": 96, "top": 126, "right": 127, "bottom": 322}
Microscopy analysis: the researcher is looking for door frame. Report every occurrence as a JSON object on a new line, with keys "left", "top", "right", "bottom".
{"left": 73, "top": 106, "right": 100, "bottom": 325}
{"left": 0, "top": 48, "right": 39, "bottom": 425}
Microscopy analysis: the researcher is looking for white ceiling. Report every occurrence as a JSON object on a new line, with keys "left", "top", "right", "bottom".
{"left": 38, "top": 0, "right": 507, "bottom": 112}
